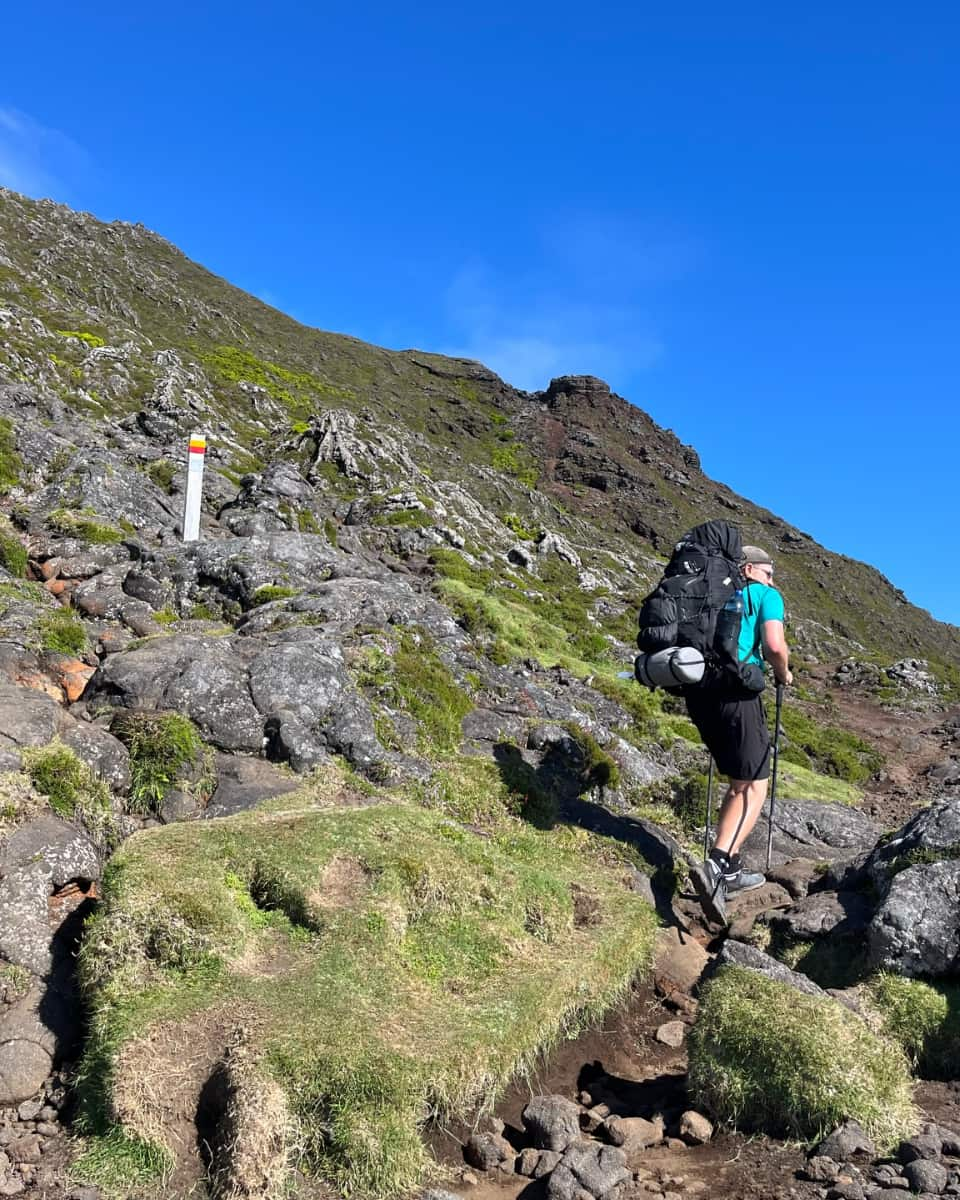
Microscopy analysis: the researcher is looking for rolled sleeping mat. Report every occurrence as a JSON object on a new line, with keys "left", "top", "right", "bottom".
{"left": 634, "top": 645, "right": 705, "bottom": 689}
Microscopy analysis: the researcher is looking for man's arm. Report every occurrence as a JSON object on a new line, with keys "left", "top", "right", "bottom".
{"left": 760, "top": 619, "right": 793, "bottom": 686}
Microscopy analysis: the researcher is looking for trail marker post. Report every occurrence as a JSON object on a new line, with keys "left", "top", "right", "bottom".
{"left": 182, "top": 432, "right": 206, "bottom": 543}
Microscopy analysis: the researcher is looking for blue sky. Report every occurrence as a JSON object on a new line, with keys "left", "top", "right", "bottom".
{"left": 2, "top": 3, "right": 959, "bottom": 625}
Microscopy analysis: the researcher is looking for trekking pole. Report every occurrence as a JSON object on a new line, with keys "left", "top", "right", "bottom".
{"left": 766, "top": 683, "right": 784, "bottom": 872}
{"left": 703, "top": 758, "right": 714, "bottom": 861}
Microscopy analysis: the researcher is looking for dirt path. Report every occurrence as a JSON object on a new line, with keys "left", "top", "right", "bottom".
{"left": 432, "top": 888, "right": 960, "bottom": 1200}
{"left": 429, "top": 916, "right": 821, "bottom": 1200}
{"left": 800, "top": 667, "right": 958, "bottom": 828}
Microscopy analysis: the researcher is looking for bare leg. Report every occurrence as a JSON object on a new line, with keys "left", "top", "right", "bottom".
{"left": 713, "top": 778, "right": 769, "bottom": 856}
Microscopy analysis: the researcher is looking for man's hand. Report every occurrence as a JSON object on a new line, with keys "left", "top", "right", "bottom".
{"left": 776, "top": 668, "right": 793, "bottom": 687}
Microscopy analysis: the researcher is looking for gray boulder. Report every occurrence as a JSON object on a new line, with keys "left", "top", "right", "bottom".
{"left": 92, "top": 634, "right": 264, "bottom": 751}
{"left": 767, "top": 891, "right": 873, "bottom": 940}
{"left": 90, "top": 611, "right": 453, "bottom": 775}
{"left": 522, "top": 1095, "right": 583, "bottom": 1152}
{"left": 903, "top": 1159, "right": 948, "bottom": 1194}
{"left": 180, "top": 532, "right": 345, "bottom": 609}
{"left": 0, "top": 968, "right": 77, "bottom": 1105}
{"left": 464, "top": 1132, "right": 513, "bottom": 1171}
{"left": 546, "top": 1142, "right": 629, "bottom": 1200}
{"left": 61, "top": 722, "right": 131, "bottom": 793}
{"left": 899, "top": 1133, "right": 943, "bottom": 1163}
{"left": 236, "top": 575, "right": 461, "bottom": 640}
{"left": 0, "top": 686, "right": 72, "bottom": 754}
{"left": 0, "top": 816, "right": 101, "bottom": 975}
{"left": 867, "top": 859, "right": 960, "bottom": 977}
{"left": 740, "top": 797, "right": 880, "bottom": 870}
{"left": 0, "top": 988, "right": 55, "bottom": 1105}
{"left": 715, "top": 941, "right": 827, "bottom": 998}
{"left": 866, "top": 795, "right": 960, "bottom": 884}
{"left": 815, "top": 1121, "right": 876, "bottom": 1162}
{"left": 203, "top": 755, "right": 299, "bottom": 819}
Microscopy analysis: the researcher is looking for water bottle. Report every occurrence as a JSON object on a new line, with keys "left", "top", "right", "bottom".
{"left": 715, "top": 589, "right": 743, "bottom": 660}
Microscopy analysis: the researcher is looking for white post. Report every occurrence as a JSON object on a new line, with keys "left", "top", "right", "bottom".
{"left": 182, "top": 432, "right": 206, "bottom": 542}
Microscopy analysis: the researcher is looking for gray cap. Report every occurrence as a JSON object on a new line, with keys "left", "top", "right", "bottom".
{"left": 741, "top": 545, "right": 774, "bottom": 566}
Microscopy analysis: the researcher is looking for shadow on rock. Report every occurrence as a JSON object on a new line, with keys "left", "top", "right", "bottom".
{"left": 491, "top": 742, "right": 687, "bottom": 928}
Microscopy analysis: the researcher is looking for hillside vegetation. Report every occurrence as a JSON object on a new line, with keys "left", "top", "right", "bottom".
{"left": 0, "top": 186, "right": 958, "bottom": 1199}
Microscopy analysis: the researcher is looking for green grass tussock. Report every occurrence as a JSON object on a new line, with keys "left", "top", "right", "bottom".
{"left": 0, "top": 417, "right": 22, "bottom": 495}
{"left": 778, "top": 706, "right": 883, "bottom": 784}
{"left": 47, "top": 507, "right": 125, "bottom": 544}
{"left": 145, "top": 459, "right": 177, "bottom": 493}
{"left": 866, "top": 974, "right": 960, "bottom": 1079}
{"left": 0, "top": 529, "right": 27, "bottom": 577}
{"left": 354, "top": 634, "right": 473, "bottom": 756}
{"left": 69, "top": 1127, "right": 171, "bottom": 1198}
{"left": 688, "top": 966, "right": 916, "bottom": 1150}
{"left": 56, "top": 328, "right": 106, "bottom": 348}
{"left": 110, "top": 711, "right": 212, "bottom": 816}
{"left": 36, "top": 606, "right": 88, "bottom": 655}
{"left": 75, "top": 768, "right": 657, "bottom": 1198}
{"left": 22, "top": 741, "right": 116, "bottom": 846}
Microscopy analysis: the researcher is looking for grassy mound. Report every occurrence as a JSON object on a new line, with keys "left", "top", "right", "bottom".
{"left": 688, "top": 966, "right": 916, "bottom": 1150}
{"left": 866, "top": 973, "right": 960, "bottom": 1079}
{"left": 74, "top": 762, "right": 657, "bottom": 1198}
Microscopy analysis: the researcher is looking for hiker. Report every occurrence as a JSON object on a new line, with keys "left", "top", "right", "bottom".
{"left": 686, "top": 545, "right": 792, "bottom": 924}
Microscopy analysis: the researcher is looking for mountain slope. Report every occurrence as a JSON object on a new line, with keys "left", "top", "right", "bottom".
{"left": 3, "top": 186, "right": 960, "bottom": 1199}
{"left": 1, "top": 186, "right": 957, "bottom": 673}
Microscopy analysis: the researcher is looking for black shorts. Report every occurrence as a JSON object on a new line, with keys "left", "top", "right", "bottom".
{"left": 684, "top": 691, "right": 771, "bottom": 781}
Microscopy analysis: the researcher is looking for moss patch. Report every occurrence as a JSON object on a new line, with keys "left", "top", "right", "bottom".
{"left": 564, "top": 722, "right": 621, "bottom": 791}
{"left": 353, "top": 634, "right": 473, "bottom": 756}
{"left": 688, "top": 966, "right": 916, "bottom": 1150}
{"left": 75, "top": 770, "right": 657, "bottom": 1198}
{"left": 250, "top": 585, "right": 299, "bottom": 607}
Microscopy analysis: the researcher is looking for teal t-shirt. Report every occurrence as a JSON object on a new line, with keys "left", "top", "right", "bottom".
{"left": 737, "top": 582, "right": 785, "bottom": 666}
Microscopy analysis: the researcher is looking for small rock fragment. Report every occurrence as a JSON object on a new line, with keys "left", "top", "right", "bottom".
{"left": 533, "top": 1151, "right": 563, "bottom": 1179}
{"left": 604, "top": 1115, "right": 665, "bottom": 1153}
{"left": 655, "top": 1021, "right": 686, "bottom": 1048}
{"left": 678, "top": 1111, "right": 712, "bottom": 1146}
{"left": 804, "top": 1158, "right": 841, "bottom": 1183}
{"left": 464, "top": 1132, "right": 511, "bottom": 1172}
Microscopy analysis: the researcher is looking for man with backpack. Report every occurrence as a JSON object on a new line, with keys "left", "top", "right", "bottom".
{"left": 686, "top": 545, "right": 792, "bottom": 924}
{"left": 635, "top": 524, "right": 792, "bottom": 926}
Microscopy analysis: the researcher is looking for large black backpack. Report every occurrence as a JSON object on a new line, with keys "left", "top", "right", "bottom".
{"left": 637, "top": 520, "right": 763, "bottom": 695}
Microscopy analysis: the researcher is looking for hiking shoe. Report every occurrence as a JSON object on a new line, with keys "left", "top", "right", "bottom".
{"left": 723, "top": 855, "right": 766, "bottom": 895}
{"left": 723, "top": 865, "right": 766, "bottom": 895}
{"left": 689, "top": 858, "right": 727, "bottom": 926}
